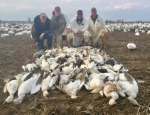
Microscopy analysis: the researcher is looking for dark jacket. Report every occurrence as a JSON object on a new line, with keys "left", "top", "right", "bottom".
{"left": 31, "top": 15, "right": 53, "bottom": 42}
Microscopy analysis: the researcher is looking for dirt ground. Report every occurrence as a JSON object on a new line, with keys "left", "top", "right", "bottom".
{"left": 0, "top": 31, "right": 150, "bottom": 115}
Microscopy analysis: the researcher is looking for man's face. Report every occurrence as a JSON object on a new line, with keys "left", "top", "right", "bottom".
{"left": 40, "top": 16, "right": 47, "bottom": 23}
{"left": 91, "top": 11, "right": 97, "bottom": 17}
{"left": 77, "top": 13, "right": 83, "bottom": 19}
{"left": 55, "top": 10, "right": 61, "bottom": 16}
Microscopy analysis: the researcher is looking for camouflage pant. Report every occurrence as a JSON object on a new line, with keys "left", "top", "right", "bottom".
{"left": 53, "top": 34, "right": 63, "bottom": 48}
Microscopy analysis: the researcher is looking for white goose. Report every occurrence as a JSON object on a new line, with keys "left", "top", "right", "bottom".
{"left": 35, "top": 55, "right": 45, "bottom": 67}
{"left": 33, "top": 50, "right": 44, "bottom": 58}
{"left": 22, "top": 62, "right": 37, "bottom": 72}
{"left": 117, "top": 72, "right": 140, "bottom": 106}
{"left": 1, "top": 34, "right": 9, "bottom": 38}
{"left": 41, "top": 59, "right": 51, "bottom": 72}
{"left": 3, "top": 72, "right": 31, "bottom": 104}
{"left": 62, "top": 62, "right": 74, "bottom": 75}
{"left": 57, "top": 79, "right": 81, "bottom": 99}
{"left": 84, "top": 73, "right": 104, "bottom": 93}
{"left": 59, "top": 74, "right": 70, "bottom": 88}
{"left": 13, "top": 73, "right": 43, "bottom": 104}
{"left": 49, "top": 74, "right": 58, "bottom": 88}
{"left": 99, "top": 81, "right": 121, "bottom": 105}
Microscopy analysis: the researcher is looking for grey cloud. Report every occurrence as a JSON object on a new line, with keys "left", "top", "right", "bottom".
{"left": 0, "top": 0, "right": 150, "bottom": 21}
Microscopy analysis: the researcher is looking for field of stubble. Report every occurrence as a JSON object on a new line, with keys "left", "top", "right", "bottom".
{"left": 0, "top": 31, "right": 150, "bottom": 115}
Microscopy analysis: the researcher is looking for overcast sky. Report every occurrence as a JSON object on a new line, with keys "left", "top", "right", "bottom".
{"left": 0, "top": 0, "right": 150, "bottom": 21}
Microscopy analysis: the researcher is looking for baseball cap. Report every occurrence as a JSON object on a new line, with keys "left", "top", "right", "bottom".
{"left": 91, "top": 7, "right": 97, "bottom": 12}
{"left": 55, "top": 6, "right": 61, "bottom": 11}
{"left": 77, "top": 10, "right": 83, "bottom": 14}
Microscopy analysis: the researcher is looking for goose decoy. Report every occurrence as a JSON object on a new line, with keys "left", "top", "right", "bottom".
{"left": 127, "top": 43, "right": 136, "bottom": 50}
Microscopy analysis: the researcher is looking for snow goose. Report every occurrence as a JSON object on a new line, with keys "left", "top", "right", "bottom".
{"left": 22, "top": 62, "right": 37, "bottom": 72}
{"left": 62, "top": 62, "right": 74, "bottom": 75}
{"left": 57, "top": 79, "right": 81, "bottom": 99}
{"left": 13, "top": 73, "right": 43, "bottom": 104}
{"left": 84, "top": 73, "right": 104, "bottom": 93}
{"left": 147, "top": 30, "right": 150, "bottom": 35}
{"left": 8, "top": 31, "right": 14, "bottom": 34}
{"left": 1, "top": 34, "right": 9, "bottom": 38}
{"left": 3, "top": 72, "right": 32, "bottom": 104}
{"left": 117, "top": 72, "right": 140, "bottom": 106}
{"left": 99, "top": 81, "right": 121, "bottom": 105}
{"left": 41, "top": 73, "right": 52, "bottom": 97}
{"left": 41, "top": 59, "right": 51, "bottom": 72}
{"left": 15, "top": 32, "right": 23, "bottom": 36}
{"left": 33, "top": 50, "right": 44, "bottom": 58}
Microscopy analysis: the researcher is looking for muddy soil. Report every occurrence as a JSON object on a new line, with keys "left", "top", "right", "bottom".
{"left": 0, "top": 31, "right": 150, "bottom": 115}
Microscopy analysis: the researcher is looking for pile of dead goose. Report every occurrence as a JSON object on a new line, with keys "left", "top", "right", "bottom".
{"left": 3, "top": 46, "right": 140, "bottom": 106}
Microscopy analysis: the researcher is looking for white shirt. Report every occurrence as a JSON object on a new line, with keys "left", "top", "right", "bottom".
{"left": 71, "top": 16, "right": 89, "bottom": 34}
{"left": 88, "top": 15, "right": 107, "bottom": 36}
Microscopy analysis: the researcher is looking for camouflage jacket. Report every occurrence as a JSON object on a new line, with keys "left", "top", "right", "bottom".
{"left": 51, "top": 14, "right": 66, "bottom": 35}
{"left": 31, "top": 15, "right": 53, "bottom": 42}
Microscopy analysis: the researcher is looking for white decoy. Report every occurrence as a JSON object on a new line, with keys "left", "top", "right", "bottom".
{"left": 1, "top": 34, "right": 9, "bottom": 38}
{"left": 127, "top": 43, "right": 136, "bottom": 50}
{"left": 13, "top": 73, "right": 42, "bottom": 104}
{"left": 8, "top": 31, "right": 14, "bottom": 34}
{"left": 147, "top": 30, "right": 150, "bottom": 35}
{"left": 15, "top": 32, "right": 23, "bottom": 36}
